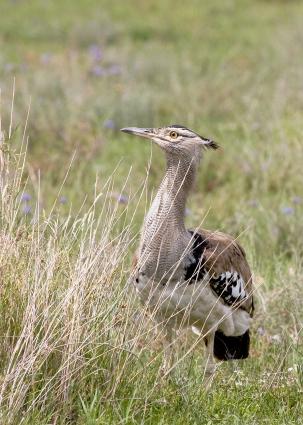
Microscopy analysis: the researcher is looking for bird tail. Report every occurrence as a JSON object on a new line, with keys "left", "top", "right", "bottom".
{"left": 213, "top": 330, "right": 250, "bottom": 361}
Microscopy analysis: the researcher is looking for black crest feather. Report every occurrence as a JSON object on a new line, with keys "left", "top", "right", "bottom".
{"left": 170, "top": 124, "right": 188, "bottom": 129}
{"left": 200, "top": 136, "right": 219, "bottom": 150}
{"left": 205, "top": 140, "right": 220, "bottom": 150}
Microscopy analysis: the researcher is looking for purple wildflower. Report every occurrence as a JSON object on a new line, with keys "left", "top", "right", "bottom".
{"left": 111, "top": 192, "right": 128, "bottom": 204}
{"left": 59, "top": 196, "right": 67, "bottom": 204}
{"left": 88, "top": 44, "right": 103, "bottom": 62}
{"left": 281, "top": 206, "right": 294, "bottom": 216}
{"left": 90, "top": 65, "right": 106, "bottom": 77}
{"left": 90, "top": 64, "right": 121, "bottom": 78}
{"left": 22, "top": 204, "right": 31, "bottom": 215}
{"left": 21, "top": 192, "right": 31, "bottom": 202}
{"left": 103, "top": 119, "right": 116, "bottom": 130}
{"left": 117, "top": 194, "right": 128, "bottom": 204}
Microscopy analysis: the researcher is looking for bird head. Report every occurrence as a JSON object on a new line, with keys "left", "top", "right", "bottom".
{"left": 120, "top": 125, "right": 218, "bottom": 162}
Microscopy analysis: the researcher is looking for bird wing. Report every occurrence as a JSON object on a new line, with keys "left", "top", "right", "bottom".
{"left": 189, "top": 229, "right": 254, "bottom": 316}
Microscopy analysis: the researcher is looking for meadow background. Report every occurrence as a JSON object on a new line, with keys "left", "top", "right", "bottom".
{"left": 0, "top": 0, "right": 303, "bottom": 423}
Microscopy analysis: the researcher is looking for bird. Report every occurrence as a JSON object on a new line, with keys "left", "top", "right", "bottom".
{"left": 121, "top": 125, "right": 254, "bottom": 382}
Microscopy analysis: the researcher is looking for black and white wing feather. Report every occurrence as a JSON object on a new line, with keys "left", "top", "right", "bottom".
{"left": 186, "top": 229, "right": 254, "bottom": 316}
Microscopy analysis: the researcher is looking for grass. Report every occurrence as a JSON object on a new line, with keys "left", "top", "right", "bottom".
{"left": 0, "top": 0, "right": 303, "bottom": 423}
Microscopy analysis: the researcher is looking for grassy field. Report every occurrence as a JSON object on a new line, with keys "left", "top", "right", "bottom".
{"left": 0, "top": 0, "right": 303, "bottom": 423}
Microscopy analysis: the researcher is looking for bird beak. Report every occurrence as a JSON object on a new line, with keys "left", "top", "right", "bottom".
{"left": 120, "top": 127, "right": 154, "bottom": 140}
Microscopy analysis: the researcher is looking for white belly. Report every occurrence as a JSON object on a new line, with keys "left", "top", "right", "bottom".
{"left": 135, "top": 274, "right": 251, "bottom": 336}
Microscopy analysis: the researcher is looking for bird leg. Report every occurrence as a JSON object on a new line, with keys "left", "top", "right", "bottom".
{"left": 160, "top": 325, "right": 175, "bottom": 377}
{"left": 203, "top": 331, "right": 217, "bottom": 388}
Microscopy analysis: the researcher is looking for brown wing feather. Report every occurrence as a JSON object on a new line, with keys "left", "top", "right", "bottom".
{"left": 195, "top": 229, "right": 254, "bottom": 316}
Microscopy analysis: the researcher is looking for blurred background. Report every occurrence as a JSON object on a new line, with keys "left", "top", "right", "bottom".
{"left": 1, "top": 0, "right": 302, "bottom": 260}
{"left": 0, "top": 0, "right": 303, "bottom": 424}
{"left": 1, "top": 0, "right": 302, "bottom": 225}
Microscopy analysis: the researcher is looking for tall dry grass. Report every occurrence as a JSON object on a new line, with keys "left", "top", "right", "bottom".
{"left": 0, "top": 97, "right": 155, "bottom": 423}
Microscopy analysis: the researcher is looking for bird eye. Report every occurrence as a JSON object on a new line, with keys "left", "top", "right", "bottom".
{"left": 169, "top": 131, "right": 178, "bottom": 139}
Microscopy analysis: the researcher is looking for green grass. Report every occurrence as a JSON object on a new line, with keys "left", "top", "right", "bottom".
{"left": 0, "top": 0, "right": 303, "bottom": 423}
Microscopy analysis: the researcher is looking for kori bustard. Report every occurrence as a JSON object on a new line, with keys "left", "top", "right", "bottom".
{"left": 121, "top": 125, "right": 254, "bottom": 380}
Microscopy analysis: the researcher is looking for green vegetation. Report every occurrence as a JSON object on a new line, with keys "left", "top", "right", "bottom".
{"left": 0, "top": 0, "right": 303, "bottom": 423}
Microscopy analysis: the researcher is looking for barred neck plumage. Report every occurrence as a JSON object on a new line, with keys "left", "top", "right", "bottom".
{"left": 139, "top": 153, "right": 198, "bottom": 279}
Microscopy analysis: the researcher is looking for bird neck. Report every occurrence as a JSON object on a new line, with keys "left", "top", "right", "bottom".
{"left": 159, "top": 154, "right": 196, "bottom": 226}
{"left": 139, "top": 154, "right": 198, "bottom": 277}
